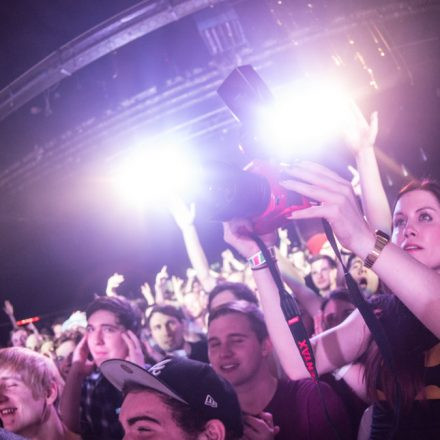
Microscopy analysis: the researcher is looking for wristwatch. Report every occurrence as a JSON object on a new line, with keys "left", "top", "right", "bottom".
{"left": 364, "top": 230, "right": 390, "bottom": 269}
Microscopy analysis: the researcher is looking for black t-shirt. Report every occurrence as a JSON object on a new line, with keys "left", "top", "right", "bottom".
{"left": 368, "top": 294, "right": 440, "bottom": 439}
{"left": 264, "top": 379, "right": 352, "bottom": 440}
{"left": 188, "top": 339, "right": 209, "bottom": 363}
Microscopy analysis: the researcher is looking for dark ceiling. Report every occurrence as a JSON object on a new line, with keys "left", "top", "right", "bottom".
{"left": 0, "top": 0, "right": 439, "bottom": 339}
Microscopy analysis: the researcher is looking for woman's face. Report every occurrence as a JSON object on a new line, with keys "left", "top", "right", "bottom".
{"left": 392, "top": 189, "right": 440, "bottom": 270}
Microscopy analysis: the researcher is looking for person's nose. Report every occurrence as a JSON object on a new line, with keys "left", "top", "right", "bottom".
{"left": 0, "top": 384, "right": 9, "bottom": 403}
{"left": 90, "top": 329, "right": 104, "bottom": 346}
{"left": 404, "top": 221, "right": 417, "bottom": 238}
{"left": 219, "top": 342, "right": 233, "bottom": 358}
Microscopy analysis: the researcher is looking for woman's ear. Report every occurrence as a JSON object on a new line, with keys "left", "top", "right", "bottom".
{"left": 197, "top": 419, "right": 226, "bottom": 440}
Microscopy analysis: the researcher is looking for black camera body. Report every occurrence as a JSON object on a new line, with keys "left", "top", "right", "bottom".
{"left": 198, "top": 65, "right": 309, "bottom": 234}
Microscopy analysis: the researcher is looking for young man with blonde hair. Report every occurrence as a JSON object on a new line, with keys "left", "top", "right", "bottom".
{"left": 0, "top": 347, "right": 79, "bottom": 440}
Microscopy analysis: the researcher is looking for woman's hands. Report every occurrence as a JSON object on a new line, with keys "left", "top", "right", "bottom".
{"left": 280, "top": 161, "right": 375, "bottom": 259}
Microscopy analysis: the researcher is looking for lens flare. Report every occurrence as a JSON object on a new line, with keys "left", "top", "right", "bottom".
{"left": 112, "top": 141, "right": 194, "bottom": 208}
{"left": 257, "top": 77, "right": 351, "bottom": 159}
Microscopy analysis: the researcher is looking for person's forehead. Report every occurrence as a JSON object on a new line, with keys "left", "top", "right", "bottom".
{"left": 209, "top": 312, "right": 253, "bottom": 335}
{"left": 0, "top": 368, "right": 24, "bottom": 382}
{"left": 323, "top": 299, "right": 354, "bottom": 314}
{"left": 150, "top": 312, "right": 181, "bottom": 325}
{"left": 88, "top": 309, "right": 120, "bottom": 325}
{"left": 394, "top": 189, "right": 440, "bottom": 215}
{"left": 210, "top": 290, "right": 237, "bottom": 308}
{"left": 121, "top": 389, "right": 174, "bottom": 420}
{"left": 349, "top": 256, "right": 363, "bottom": 269}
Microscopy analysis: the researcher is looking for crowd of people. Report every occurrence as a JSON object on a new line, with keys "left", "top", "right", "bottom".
{"left": 1, "top": 105, "right": 439, "bottom": 440}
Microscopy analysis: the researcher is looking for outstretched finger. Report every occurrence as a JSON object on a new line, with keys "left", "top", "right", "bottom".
{"left": 293, "top": 160, "right": 347, "bottom": 184}
{"left": 280, "top": 179, "right": 342, "bottom": 205}
{"left": 281, "top": 164, "right": 348, "bottom": 195}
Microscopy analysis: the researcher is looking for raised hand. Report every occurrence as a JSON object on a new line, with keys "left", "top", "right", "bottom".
{"left": 242, "top": 412, "right": 280, "bottom": 440}
{"left": 3, "top": 300, "right": 14, "bottom": 316}
{"left": 140, "top": 281, "right": 155, "bottom": 306}
{"left": 343, "top": 101, "right": 378, "bottom": 153}
{"left": 280, "top": 161, "right": 374, "bottom": 259}
{"left": 171, "top": 276, "right": 184, "bottom": 296}
{"left": 169, "top": 196, "right": 196, "bottom": 230}
{"left": 122, "top": 330, "right": 145, "bottom": 366}
{"left": 71, "top": 335, "right": 95, "bottom": 377}
{"left": 223, "top": 219, "right": 277, "bottom": 260}
{"left": 106, "top": 273, "right": 125, "bottom": 297}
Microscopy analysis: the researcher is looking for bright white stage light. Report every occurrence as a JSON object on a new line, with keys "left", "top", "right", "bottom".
{"left": 112, "top": 140, "right": 194, "bottom": 208}
{"left": 256, "top": 77, "right": 351, "bottom": 159}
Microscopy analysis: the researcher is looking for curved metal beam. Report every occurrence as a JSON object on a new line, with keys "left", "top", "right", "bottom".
{"left": 0, "top": 0, "right": 228, "bottom": 122}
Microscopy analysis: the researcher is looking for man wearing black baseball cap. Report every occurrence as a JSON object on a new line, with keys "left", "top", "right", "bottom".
{"left": 101, "top": 357, "right": 243, "bottom": 440}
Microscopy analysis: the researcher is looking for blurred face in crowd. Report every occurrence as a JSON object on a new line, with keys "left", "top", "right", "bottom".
{"left": 0, "top": 369, "right": 55, "bottom": 437}
{"left": 310, "top": 257, "right": 337, "bottom": 294}
{"left": 39, "top": 340, "right": 55, "bottom": 360}
{"left": 209, "top": 290, "right": 237, "bottom": 311}
{"left": 208, "top": 313, "right": 270, "bottom": 389}
{"left": 392, "top": 189, "right": 440, "bottom": 271}
{"left": 119, "top": 389, "right": 195, "bottom": 440}
{"left": 25, "top": 334, "right": 41, "bottom": 352}
{"left": 149, "top": 312, "right": 185, "bottom": 353}
{"left": 348, "top": 256, "right": 379, "bottom": 295}
{"left": 86, "top": 310, "right": 129, "bottom": 367}
{"left": 52, "top": 323, "right": 63, "bottom": 339}
{"left": 55, "top": 340, "right": 76, "bottom": 380}
{"left": 183, "top": 293, "right": 204, "bottom": 319}
{"left": 11, "top": 329, "right": 27, "bottom": 348}
{"left": 321, "top": 299, "right": 355, "bottom": 331}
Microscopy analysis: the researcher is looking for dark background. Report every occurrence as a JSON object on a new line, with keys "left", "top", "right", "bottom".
{"left": 0, "top": 0, "right": 439, "bottom": 343}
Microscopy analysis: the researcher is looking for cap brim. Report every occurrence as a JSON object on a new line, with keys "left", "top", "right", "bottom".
{"left": 100, "top": 359, "right": 187, "bottom": 404}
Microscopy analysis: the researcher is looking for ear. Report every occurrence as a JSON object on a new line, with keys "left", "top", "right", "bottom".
{"left": 197, "top": 419, "right": 226, "bottom": 440}
{"left": 261, "top": 336, "right": 273, "bottom": 357}
{"left": 45, "top": 381, "right": 58, "bottom": 406}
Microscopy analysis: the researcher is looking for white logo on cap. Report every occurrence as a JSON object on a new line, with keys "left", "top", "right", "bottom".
{"left": 204, "top": 394, "right": 218, "bottom": 408}
{"left": 148, "top": 359, "right": 172, "bottom": 377}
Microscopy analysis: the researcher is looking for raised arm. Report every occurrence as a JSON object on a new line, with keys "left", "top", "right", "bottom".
{"left": 275, "top": 248, "right": 323, "bottom": 319}
{"left": 223, "top": 220, "right": 371, "bottom": 380}
{"left": 282, "top": 161, "right": 440, "bottom": 338}
{"left": 60, "top": 336, "right": 94, "bottom": 433}
{"left": 106, "top": 272, "right": 124, "bottom": 297}
{"left": 3, "top": 300, "right": 19, "bottom": 330}
{"left": 344, "top": 104, "right": 392, "bottom": 234}
{"left": 169, "top": 197, "right": 216, "bottom": 292}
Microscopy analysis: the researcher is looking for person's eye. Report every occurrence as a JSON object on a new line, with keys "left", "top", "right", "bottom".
{"left": 208, "top": 341, "right": 220, "bottom": 349}
{"left": 135, "top": 425, "right": 153, "bottom": 436}
{"left": 393, "top": 217, "right": 405, "bottom": 228}
{"left": 86, "top": 326, "right": 93, "bottom": 333}
{"left": 103, "top": 326, "right": 116, "bottom": 334}
{"left": 419, "top": 212, "right": 433, "bottom": 222}
{"left": 231, "top": 337, "right": 244, "bottom": 344}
